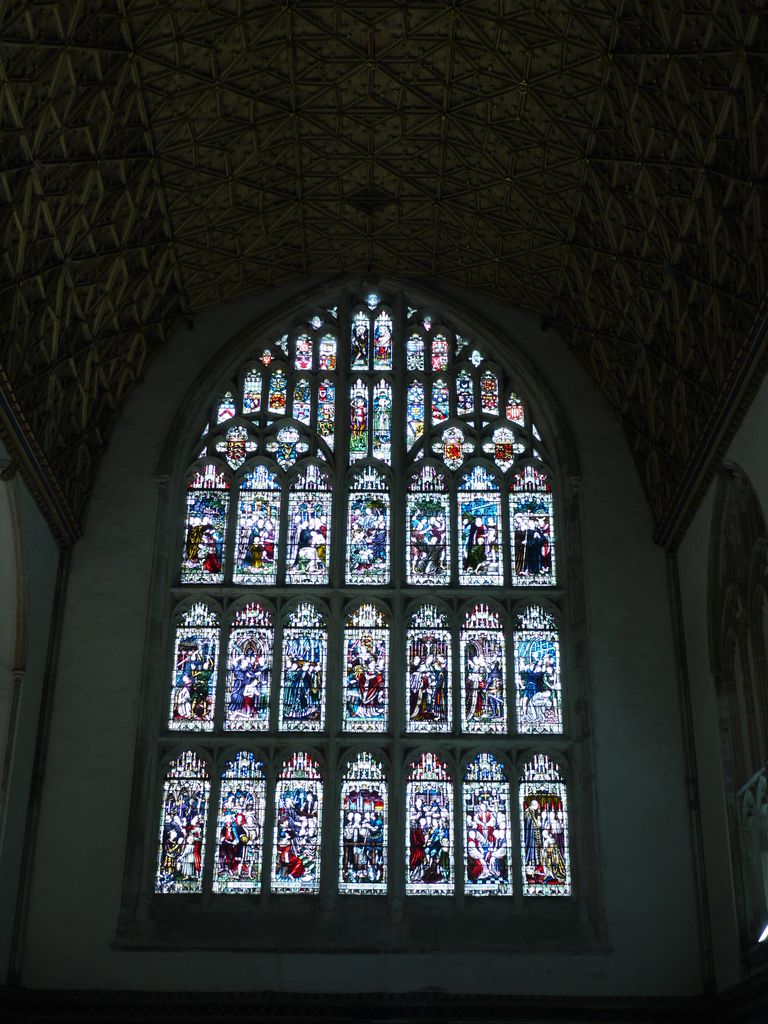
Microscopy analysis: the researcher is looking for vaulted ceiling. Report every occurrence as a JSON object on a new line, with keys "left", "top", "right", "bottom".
{"left": 1, "top": 1, "right": 766, "bottom": 542}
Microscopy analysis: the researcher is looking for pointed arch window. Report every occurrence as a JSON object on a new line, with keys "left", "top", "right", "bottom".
{"left": 155, "top": 751, "right": 209, "bottom": 894}
{"left": 339, "top": 753, "right": 388, "bottom": 893}
{"left": 224, "top": 603, "right": 273, "bottom": 731}
{"left": 278, "top": 603, "right": 327, "bottom": 732}
{"left": 346, "top": 466, "right": 390, "bottom": 584}
{"left": 213, "top": 752, "right": 266, "bottom": 893}
{"left": 520, "top": 754, "right": 571, "bottom": 895}
{"left": 342, "top": 604, "right": 389, "bottom": 732}
{"left": 181, "top": 465, "right": 229, "bottom": 584}
{"left": 168, "top": 603, "right": 219, "bottom": 732}
{"left": 233, "top": 465, "right": 280, "bottom": 585}
{"left": 406, "top": 753, "right": 454, "bottom": 895}
{"left": 463, "top": 753, "right": 513, "bottom": 896}
{"left": 272, "top": 752, "right": 323, "bottom": 894}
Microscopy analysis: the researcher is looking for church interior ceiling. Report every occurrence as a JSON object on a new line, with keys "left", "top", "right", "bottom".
{"left": 0, "top": 1, "right": 766, "bottom": 540}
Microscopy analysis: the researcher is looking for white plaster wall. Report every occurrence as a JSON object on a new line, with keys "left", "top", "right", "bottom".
{"left": 19, "top": 281, "right": 702, "bottom": 994}
{"left": 676, "top": 372, "right": 768, "bottom": 991}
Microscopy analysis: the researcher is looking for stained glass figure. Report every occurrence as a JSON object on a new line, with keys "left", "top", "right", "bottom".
{"left": 349, "top": 378, "right": 369, "bottom": 461}
{"left": 278, "top": 603, "right": 327, "bottom": 731}
{"left": 292, "top": 379, "right": 312, "bottom": 424}
{"left": 343, "top": 604, "right": 388, "bottom": 731}
{"left": 267, "top": 368, "right": 288, "bottom": 416}
{"left": 318, "top": 333, "right": 337, "bottom": 371}
{"left": 406, "top": 465, "right": 450, "bottom": 586}
{"left": 407, "top": 332, "right": 425, "bottom": 371}
{"left": 216, "top": 425, "right": 256, "bottom": 470}
{"left": 520, "top": 754, "right": 571, "bottom": 895}
{"left": 480, "top": 370, "right": 499, "bottom": 416}
{"left": 431, "top": 332, "right": 449, "bottom": 371}
{"left": 217, "top": 391, "right": 236, "bottom": 424}
{"left": 406, "top": 605, "right": 451, "bottom": 733}
{"left": 506, "top": 392, "right": 525, "bottom": 425}
{"left": 373, "top": 310, "right": 393, "bottom": 370}
{"left": 243, "top": 371, "right": 262, "bottom": 416}
{"left": 339, "top": 753, "right": 387, "bottom": 893}
{"left": 233, "top": 466, "right": 279, "bottom": 585}
{"left": 463, "top": 753, "right": 513, "bottom": 895}
{"left": 405, "top": 753, "right": 454, "bottom": 895}
{"left": 457, "top": 466, "right": 503, "bottom": 586}
{"left": 286, "top": 464, "right": 332, "bottom": 585}
{"left": 406, "top": 381, "right": 425, "bottom": 451}
{"left": 272, "top": 752, "right": 323, "bottom": 893}
{"left": 346, "top": 467, "right": 390, "bottom": 584}
{"left": 317, "top": 378, "right": 335, "bottom": 449}
{"left": 155, "top": 751, "right": 209, "bottom": 894}
{"left": 432, "top": 377, "right": 450, "bottom": 425}
{"left": 456, "top": 370, "right": 474, "bottom": 416}
{"left": 460, "top": 605, "right": 507, "bottom": 733}
{"left": 181, "top": 465, "right": 229, "bottom": 584}
{"left": 294, "top": 332, "right": 313, "bottom": 370}
{"left": 213, "top": 752, "right": 266, "bottom": 893}
{"left": 224, "top": 603, "right": 273, "bottom": 730}
{"left": 482, "top": 426, "right": 525, "bottom": 473}
{"left": 514, "top": 605, "right": 561, "bottom": 733}
{"left": 432, "top": 425, "right": 474, "bottom": 470}
{"left": 266, "top": 426, "right": 309, "bottom": 470}
{"left": 511, "top": 466, "right": 556, "bottom": 586}
{"left": 168, "top": 603, "right": 219, "bottom": 731}
{"left": 372, "top": 380, "right": 392, "bottom": 464}
{"left": 351, "top": 311, "right": 370, "bottom": 368}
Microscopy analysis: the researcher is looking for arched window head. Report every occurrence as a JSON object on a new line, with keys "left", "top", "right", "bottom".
{"left": 168, "top": 603, "right": 220, "bottom": 732}
{"left": 181, "top": 466, "right": 229, "bottom": 584}
{"left": 339, "top": 753, "right": 388, "bottom": 894}
{"left": 224, "top": 603, "right": 274, "bottom": 732}
{"left": 279, "top": 603, "right": 328, "bottom": 732}
{"left": 155, "top": 751, "right": 210, "bottom": 894}
{"left": 520, "top": 754, "right": 571, "bottom": 896}
{"left": 514, "top": 606, "right": 562, "bottom": 734}
{"left": 343, "top": 604, "right": 389, "bottom": 733}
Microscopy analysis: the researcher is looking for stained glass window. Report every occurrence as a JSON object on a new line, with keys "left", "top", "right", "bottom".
{"left": 460, "top": 605, "right": 507, "bottom": 734}
{"left": 432, "top": 377, "right": 450, "bottom": 425}
{"left": 520, "top": 754, "right": 571, "bottom": 895}
{"left": 266, "top": 425, "right": 309, "bottom": 469}
{"left": 463, "top": 753, "right": 513, "bottom": 896}
{"left": 351, "top": 311, "right": 369, "bottom": 368}
{"left": 155, "top": 751, "right": 209, "bottom": 894}
{"left": 224, "top": 603, "right": 273, "bottom": 731}
{"left": 433, "top": 425, "right": 474, "bottom": 470}
{"left": 406, "top": 380, "right": 425, "bottom": 450}
{"left": 243, "top": 370, "right": 262, "bottom": 416}
{"left": 406, "top": 605, "right": 451, "bottom": 733}
{"left": 217, "top": 425, "right": 256, "bottom": 470}
{"left": 294, "top": 332, "right": 313, "bottom": 370}
{"left": 456, "top": 369, "right": 474, "bottom": 416}
{"left": 511, "top": 467, "right": 556, "bottom": 586}
{"left": 286, "top": 464, "right": 331, "bottom": 584}
{"left": 406, "top": 753, "right": 453, "bottom": 895}
{"left": 342, "top": 604, "right": 388, "bottom": 731}
{"left": 482, "top": 427, "right": 525, "bottom": 473}
{"left": 168, "top": 603, "right": 219, "bottom": 731}
{"left": 317, "top": 378, "right": 335, "bottom": 449}
{"left": 318, "top": 333, "right": 337, "bottom": 371}
{"left": 457, "top": 466, "right": 503, "bottom": 586}
{"left": 267, "top": 368, "right": 288, "bottom": 416}
{"left": 506, "top": 392, "right": 525, "bottom": 425}
{"left": 180, "top": 465, "right": 229, "bottom": 584}
{"left": 217, "top": 391, "right": 236, "bottom": 423}
{"left": 349, "top": 378, "right": 369, "bottom": 462}
{"left": 233, "top": 465, "right": 280, "bottom": 585}
{"left": 431, "top": 333, "right": 449, "bottom": 371}
{"left": 480, "top": 371, "right": 499, "bottom": 416}
{"left": 406, "top": 465, "right": 450, "bottom": 586}
{"left": 339, "top": 753, "right": 388, "bottom": 893}
{"left": 407, "top": 331, "right": 424, "bottom": 370}
{"left": 372, "top": 380, "right": 392, "bottom": 464}
{"left": 292, "top": 378, "right": 312, "bottom": 424}
{"left": 272, "top": 752, "right": 323, "bottom": 893}
{"left": 279, "top": 603, "right": 327, "bottom": 731}
{"left": 213, "top": 752, "right": 266, "bottom": 893}
{"left": 514, "top": 605, "right": 562, "bottom": 733}
{"left": 346, "top": 466, "right": 390, "bottom": 585}
{"left": 373, "top": 310, "right": 393, "bottom": 369}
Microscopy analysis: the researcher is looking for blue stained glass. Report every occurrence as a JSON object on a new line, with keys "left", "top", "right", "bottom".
{"left": 294, "top": 332, "right": 313, "bottom": 370}
{"left": 292, "top": 379, "right": 312, "bottom": 424}
{"left": 318, "top": 333, "right": 337, "bottom": 371}
{"left": 339, "top": 753, "right": 387, "bottom": 894}
{"left": 286, "top": 464, "right": 332, "bottom": 584}
{"left": 349, "top": 378, "right": 369, "bottom": 461}
{"left": 480, "top": 370, "right": 499, "bottom": 415}
{"left": 407, "top": 332, "right": 425, "bottom": 370}
{"left": 351, "top": 311, "right": 370, "bottom": 368}
{"left": 432, "top": 378, "right": 450, "bottom": 425}
{"left": 266, "top": 425, "right": 309, "bottom": 469}
{"left": 372, "top": 380, "right": 392, "bottom": 464}
{"left": 317, "top": 377, "right": 335, "bottom": 449}
{"left": 464, "top": 753, "right": 513, "bottom": 896}
{"left": 233, "top": 466, "right": 279, "bottom": 585}
{"left": 406, "top": 381, "right": 424, "bottom": 451}
{"left": 267, "top": 369, "right": 288, "bottom": 416}
{"left": 514, "top": 605, "right": 562, "bottom": 734}
{"left": 458, "top": 466, "right": 503, "bottom": 586}
{"left": 520, "top": 754, "right": 571, "bottom": 895}
{"left": 460, "top": 605, "right": 507, "bottom": 734}
{"left": 213, "top": 752, "right": 266, "bottom": 893}
{"left": 511, "top": 467, "right": 556, "bottom": 586}
{"left": 272, "top": 752, "right": 323, "bottom": 893}
{"left": 406, "top": 605, "right": 451, "bottom": 733}
{"left": 243, "top": 371, "right": 262, "bottom": 416}
{"left": 456, "top": 370, "right": 474, "bottom": 416}
{"left": 346, "top": 467, "right": 390, "bottom": 585}
{"left": 343, "top": 604, "right": 388, "bottom": 731}
{"left": 406, "top": 753, "right": 454, "bottom": 895}
{"left": 155, "top": 751, "right": 209, "bottom": 894}
{"left": 373, "top": 311, "right": 393, "bottom": 369}
{"left": 406, "top": 465, "right": 450, "bottom": 586}
{"left": 180, "top": 465, "right": 229, "bottom": 584}
{"left": 224, "top": 603, "right": 273, "bottom": 731}
{"left": 278, "top": 603, "right": 327, "bottom": 731}
{"left": 168, "top": 603, "right": 219, "bottom": 732}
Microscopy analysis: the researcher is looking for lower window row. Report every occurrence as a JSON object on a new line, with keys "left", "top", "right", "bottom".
{"left": 156, "top": 749, "right": 571, "bottom": 898}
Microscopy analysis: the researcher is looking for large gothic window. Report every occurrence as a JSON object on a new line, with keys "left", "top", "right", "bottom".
{"left": 151, "top": 290, "right": 576, "bottom": 906}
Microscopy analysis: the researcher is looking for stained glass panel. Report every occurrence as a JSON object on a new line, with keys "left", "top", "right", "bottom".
{"left": 480, "top": 371, "right": 499, "bottom": 416}
{"left": 216, "top": 425, "right": 257, "bottom": 470}
{"left": 456, "top": 370, "right": 474, "bottom": 416}
{"left": 339, "top": 753, "right": 387, "bottom": 893}
{"left": 181, "top": 465, "right": 229, "bottom": 584}
{"left": 346, "top": 467, "right": 390, "bottom": 585}
{"left": 432, "top": 377, "right": 450, "bottom": 425}
{"left": 432, "top": 425, "right": 474, "bottom": 470}
{"left": 482, "top": 426, "right": 525, "bottom": 473}
{"left": 406, "top": 605, "right": 451, "bottom": 733}
{"left": 464, "top": 753, "right": 513, "bottom": 895}
{"left": 213, "top": 752, "right": 266, "bottom": 893}
{"left": 217, "top": 391, "right": 236, "bottom": 424}
{"left": 272, "top": 752, "right": 323, "bottom": 893}
{"left": 294, "top": 332, "right": 313, "bottom": 371}
{"left": 514, "top": 605, "right": 562, "bottom": 733}
{"left": 243, "top": 371, "right": 262, "bottom": 416}
{"left": 318, "top": 333, "right": 337, "bottom": 371}
{"left": 224, "top": 603, "right": 273, "bottom": 730}
{"left": 511, "top": 467, "right": 556, "bottom": 586}
{"left": 267, "top": 368, "right": 288, "bottom": 416}
{"left": 460, "top": 605, "right": 507, "bottom": 733}
{"left": 372, "top": 380, "right": 393, "bottom": 464}
{"left": 373, "top": 311, "right": 393, "bottom": 370}
{"left": 407, "top": 332, "right": 425, "bottom": 371}
{"left": 343, "top": 604, "right": 388, "bottom": 731}
{"left": 267, "top": 425, "right": 309, "bottom": 470}
{"left": 351, "top": 311, "right": 370, "bottom": 368}
{"left": 286, "top": 465, "right": 332, "bottom": 584}
{"left": 278, "top": 603, "right": 327, "bottom": 731}
{"left": 233, "top": 465, "right": 279, "bottom": 585}
{"left": 506, "top": 392, "right": 525, "bottom": 425}
{"left": 406, "top": 465, "right": 450, "bottom": 586}
{"left": 168, "top": 603, "right": 219, "bottom": 731}
{"left": 317, "top": 377, "right": 335, "bottom": 449}
{"left": 406, "top": 753, "right": 454, "bottom": 895}
{"left": 431, "top": 333, "right": 449, "bottom": 371}
{"left": 349, "top": 378, "right": 369, "bottom": 462}
{"left": 458, "top": 466, "right": 503, "bottom": 586}
{"left": 292, "top": 379, "right": 312, "bottom": 424}
{"left": 520, "top": 754, "right": 571, "bottom": 895}
{"left": 155, "top": 751, "right": 209, "bottom": 894}
{"left": 406, "top": 381, "right": 425, "bottom": 451}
